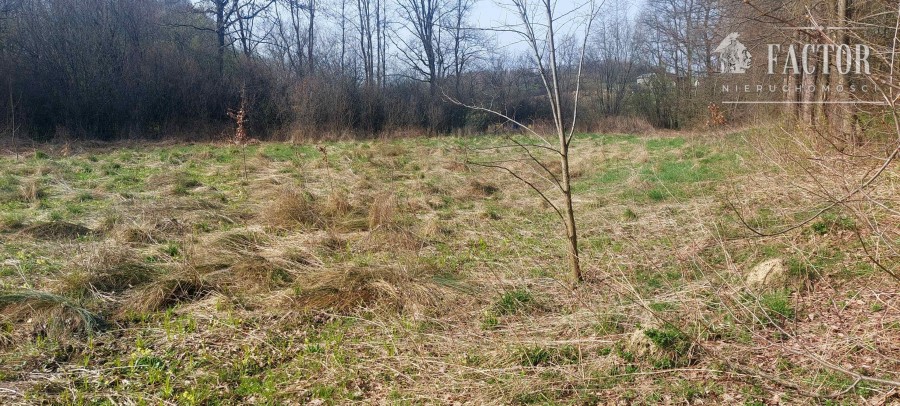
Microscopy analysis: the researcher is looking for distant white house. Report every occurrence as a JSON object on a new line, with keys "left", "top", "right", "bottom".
{"left": 636, "top": 73, "right": 654, "bottom": 86}
{"left": 636, "top": 72, "right": 700, "bottom": 88}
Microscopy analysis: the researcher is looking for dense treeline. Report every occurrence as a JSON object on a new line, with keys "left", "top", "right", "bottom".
{"left": 1, "top": 0, "right": 287, "bottom": 139}
{"left": 0, "top": 0, "right": 885, "bottom": 140}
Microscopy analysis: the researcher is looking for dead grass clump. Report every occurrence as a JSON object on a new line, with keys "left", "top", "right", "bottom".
{"left": 276, "top": 247, "right": 322, "bottom": 268}
{"left": 119, "top": 227, "right": 155, "bottom": 244}
{"left": 153, "top": 218, "right": 187, "bottom": 235}
{"left": 0, "top": 290, "right": 103, "bottom": 339}
{"left": 0, "top": 213, "right": 25, "bottom": 232}
{"left": 419, "top": 217, "right": 448, "bottom": 240}
{"left": 374, "top": 142, "right": 406, "bottom": 157}
{"left": 119, "top": 272, "right": 211, "bottom": 315}
{"left": 61, "top": 245, "right": 158, "bottom": 295}
{"left": 320, "top": 190, "right": 369, "bottom": 231}
{"left": 117, "top": 218, "right": 189, "bottom": 244}
{"left": 212, "top": 229, "right": 270, "bottom": 255}
{"left": 442, "top": 160, "right": 467, "bottom": 172}
{"left": 368, "top": 193, "right": 398, "bottom": 230}
{"left": 18, "top": 178, "right": 45, "bottom": 203}
{"left": 361, "top": 229, "right": 424, "bottom": 252}
{"left": 146, "top": 172, "right": 202, "bottom": 196}
{"left": 322, "top": 190, "right": 352, "bottom": 217}
{"left": 632, "top": 145, "right": 650, "bottom": 164}
{"left": 319, "top": 233, "right": 346, "bottom": 254}
{"left": 264, "top": 188, "right": 322, "bottom": 229}
{"left": 21, "top": 222, "right": 95, "bottom": 240}
{"left": 206, "top": 256, "right": 295, "bottom": 294}
{"left": 468, "top": 179, "right": 499, "bottom": 198}
{"left": 293, "top": 264, "right": 450, "bottom": 315}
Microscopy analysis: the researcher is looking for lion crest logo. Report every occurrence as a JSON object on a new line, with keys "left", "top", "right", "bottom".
{"left": 715, "top": 33, "right": 751, "bottom": 73}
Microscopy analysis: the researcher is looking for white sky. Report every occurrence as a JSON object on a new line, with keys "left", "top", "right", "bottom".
{"left": 471, "top": 0, "right": 644, "bottom": 52}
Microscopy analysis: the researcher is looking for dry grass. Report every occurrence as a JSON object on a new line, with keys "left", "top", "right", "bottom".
{"left": 20, "top": 221, "right": 95, "bottom": 240}
{"left": 210, "top": 228, "right": 269, "bottom": 255}
{"left": 0, "top": 133, "right": 896, "bottom": 404}
{"left": 0, "top": 291, "right": 103, "bottom": 339}
{"left": 591, "top": 115, "right": 655, "bottom": 134}
{"left": 263, "top": 187, "right": 322, "bottom": 230}
{"left": 205, "top": 255, "right": 295, "bottom": 294}
{"left": 119, "top": 270, "right": 211, "bottom": 315}
{"left": 18, "top": 178, "right": 44, "bottom": 203}
{"left": 467, "top": 179, "right": 499, "bottom": 198}
{"left": 292, "top": 263, "right": 453, "bottom": 315}
{"left": 60, "top": 244, "right": 158, "bottom": 295}
{"left": 367, "top": 192, "right": 398, "bottom": 230}
{"left": 322, "top": 190, "right": 352, "bottom": 217}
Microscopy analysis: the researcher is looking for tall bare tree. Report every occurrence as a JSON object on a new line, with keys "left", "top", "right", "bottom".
{"left": 356, "top": 0, "right": 377, "bottom": 85}
{"left": 591, "top": 2, "right": 640, "bottom": 116}
{"left": 185, "top": 0, "right": 275, "bottom": 75}
{"left": 396, "top": 0, "right": 445, "bottom": 95}
{"left": 445, "top": 0, "right": 482, "bottom": 96}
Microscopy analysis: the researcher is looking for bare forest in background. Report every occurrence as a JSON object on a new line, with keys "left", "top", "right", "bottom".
{"left": 0, "top": 0, "right": 897, "bottom": 141}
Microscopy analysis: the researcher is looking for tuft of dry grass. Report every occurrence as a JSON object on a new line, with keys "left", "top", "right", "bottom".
{"left": 18, "top": 178, "right": 45, "bottom": 203}
{"left": 119, "top": 270, "right": 211, "bottom": 315}
{"left": 467, "top": 179, "right": 499, "bottom": 198}
{"left": 263, "top": 187, "right": 322, "bottom": 230}
{"left": 367, "top": 192, "right": 398, "bottom": 230}
{"left": 360, "top": 229, "right": 424, "bottom": 252}
{"left": 0, "top": 290, "right": 103, "bottom": 339}
{"left": 211, "top": 228, "right": 270, "bottom": 255}
{"left": 320, "top": 190, "right": 369, "bottom": 231}
{"left": 632, "top": 145, "right": 650, "bottom": 164}
{"left": 373, "top": 142, "right": 406, "bottom": 158}
{"left": 205, "top": 255, "right": 295, "bottom": 294}
{"left": 322, "top": 190, "right": 352, "bottom": 217}
{"left": 60, "top": 244, "right": 158, "bottom": 295}
{"left": 292, "top": 263, "right": 453, "bottom": 316}
{"left": 20, "top": 222, "right": 95, "bottom": 240}
{"left": 118, "top": 227, "right": 156, "bottom": 244}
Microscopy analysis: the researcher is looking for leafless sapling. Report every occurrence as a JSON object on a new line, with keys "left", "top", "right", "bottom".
{"left": 447, "top": 0, "right": 602, "bottom": 284}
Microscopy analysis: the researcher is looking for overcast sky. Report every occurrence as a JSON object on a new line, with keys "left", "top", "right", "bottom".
{"left": 470, "top": 0, "right": 643, "bottom": 52}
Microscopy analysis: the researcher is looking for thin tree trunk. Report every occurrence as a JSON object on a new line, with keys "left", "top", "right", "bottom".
{"left": 9, "top": 79, "right": 17, "bottom": 161}
{"left": 217, "top": 1, "right": 226, "bottom": 77}
{"left": 544, "top": 0, "right": 581, "bottom": 283}
{"left": 340, "top": 0, "right": 346, "bottom": 75}
{"left": 307, "top": 0, "right": 315, "bottom": 76}
{"left": 375, "top": 0, "right": 381, "bottom": 87}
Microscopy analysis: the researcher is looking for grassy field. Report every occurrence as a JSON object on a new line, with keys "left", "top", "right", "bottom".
{"left": 0, "top": 131, "right": 897, "bottom": 404}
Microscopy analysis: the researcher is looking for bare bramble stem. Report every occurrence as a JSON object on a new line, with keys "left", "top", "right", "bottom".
{"left": 228, "top": 87, "right": 250, "bottom": 182}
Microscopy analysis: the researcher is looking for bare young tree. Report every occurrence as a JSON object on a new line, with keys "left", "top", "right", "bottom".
{"left": 448, "top": 0, "right": 601, "bottom": 284}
